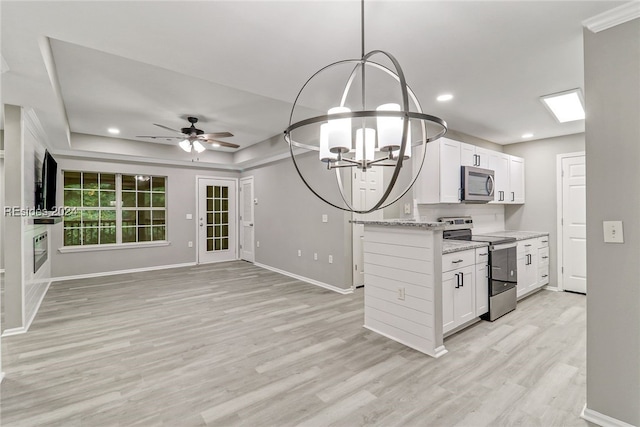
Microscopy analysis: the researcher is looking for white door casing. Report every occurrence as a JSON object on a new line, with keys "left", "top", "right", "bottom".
{"left": 240, "top": 176, "right": 255, "bottom": 263}
{"left": 558, "top": 154, "right": 587, "bottom": 293}
{"left": 197, "top": 177, "right": 237, "bottom": 264}
{"left": 352, "top": 168, "right": 383, "bottom": 288}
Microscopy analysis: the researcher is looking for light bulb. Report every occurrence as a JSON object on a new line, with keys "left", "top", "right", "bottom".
{"left": 355, "top": 128, "right": 376, "bottom": 162}
{"left": 179, "top": 139, "right": 192, "bottom": 152}
{"left": 327, "top": 107, "right": 351, "bottom": 153}
{"left": 392, "top": 125, "right": 412, "bottom": 160}
{"left": 193, "top": 140, "right": 206, "bottom": 153}
{"left": 376, "top": 103, "right": 402, "bottom": 152}
{"left": 319, "top": 123, "right": 338, "bottom": 163}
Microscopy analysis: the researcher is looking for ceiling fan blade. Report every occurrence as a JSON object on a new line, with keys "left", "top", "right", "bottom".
{"left": 202, "top": 139, "right": 240, "bottom": 149}
{"left": 136, "top": 135, "right": 183, "bottom": 140}
{"left": 153, "top": 123, "right": 185, "bottom": 134}
{"left": 201, "top": 132, "right": 234, "bottom": 139}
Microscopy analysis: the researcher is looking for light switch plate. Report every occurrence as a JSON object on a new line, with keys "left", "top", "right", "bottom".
{"left": 322, "top": 214, "right": 328, "bottom": 223}
{"left": 186, "top": 213, "right": 193, "bottom": 220}
{"left": 603, "top": 220, "right": 624, "bottom": 243}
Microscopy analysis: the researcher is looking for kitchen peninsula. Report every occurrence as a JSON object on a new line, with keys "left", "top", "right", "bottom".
{"left": 354, "top": 219, "right": 549, "bottom": 358}
{"left": 353, "top": 220, "right": 450, "bottom": 358}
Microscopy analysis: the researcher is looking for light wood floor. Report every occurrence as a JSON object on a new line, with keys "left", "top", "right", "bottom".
{"left": 1, "top": 261, "right": 589, "bottom": 426}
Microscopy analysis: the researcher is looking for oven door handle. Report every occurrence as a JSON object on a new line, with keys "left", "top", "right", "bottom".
{"left": 491, "top": 242, "right": 517, "bottom": 251}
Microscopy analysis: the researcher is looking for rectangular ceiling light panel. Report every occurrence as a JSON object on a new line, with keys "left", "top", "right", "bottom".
{"left": 540, "top": 89, "right": 585, "bottom": 123}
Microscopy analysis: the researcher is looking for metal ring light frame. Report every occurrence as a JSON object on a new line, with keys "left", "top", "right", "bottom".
{"left": 284, "top": 50, "right": 447, "bottom": 214}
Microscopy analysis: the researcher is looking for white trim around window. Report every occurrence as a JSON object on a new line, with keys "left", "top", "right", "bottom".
{"left": 58, "top": 240, "right": 171, "bottom": 253}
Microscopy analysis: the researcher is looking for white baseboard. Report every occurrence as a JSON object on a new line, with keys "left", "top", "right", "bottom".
{"left": 581, "top": 404, "right": 636, "bottom": 427}
{"left": 254, "top": 262, "right": 353, "bottom": 295}
{"left": 24, "top": 280, "right": 52, "bottom": 333}
{"left": 363, "top": 324, "right": 448, "bottom": 358}
{"left": 543, "top": 285, "right": 560, "bottom": 292}
{"left": 2, "top": 326, "right": 28, "bottom": 337}
{"left": 51, "top": 262, "right": 197, "bottom": 282}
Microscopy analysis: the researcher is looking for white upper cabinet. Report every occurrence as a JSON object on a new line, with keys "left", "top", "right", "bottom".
{"left": 460, "top": 143, "right": 490, "bottom": 169}
{"left": 415, "top": 138, "right": 461, "bottom": 204}
{"left": 415, "top": 138, "right": 525, "bottom": 205}
{"left": 509, "top": 155, "right": 525, "bottom": 204}
{"left": 488, "top": 152, "right": 510, "bottom": 203}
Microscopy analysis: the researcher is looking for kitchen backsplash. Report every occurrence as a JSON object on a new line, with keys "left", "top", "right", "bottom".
{"left": 412, "top": 201, "right": 505, "bottom": 234}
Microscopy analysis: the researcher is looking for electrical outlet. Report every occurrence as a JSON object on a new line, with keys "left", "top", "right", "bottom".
{"left": 188, "top": 241, "right": 193, "bottom": 248}
{"left": 256, "top": 241, "right": 260, "bottom": 248}
{"left": 404, "top": 203, "right": 411, "bottom": 214}
{"left": 328, "top": 255, "right": 333, "bottom": 264}
{"left": 298, "top": 249, "right": 302, "bottom": 257}
{"left": 322, "top": 214, "right": 328, "bottom": 223}
{"left": 186, "top": 213, "right": 193, "bottom": 220}
{"left": 397, "top": 287, "right": 405, "bottom": 300}
{"left": 314, "top": 253, "right": 318, "bottom": 261}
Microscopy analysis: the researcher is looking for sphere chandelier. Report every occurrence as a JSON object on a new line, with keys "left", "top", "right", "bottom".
{"left": 283, "top": 0, "right": 448, "bottom": 214}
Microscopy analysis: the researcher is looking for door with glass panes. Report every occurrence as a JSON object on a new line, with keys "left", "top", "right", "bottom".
{"left": 197, "top": 178, "right": 237, "bottom": 264}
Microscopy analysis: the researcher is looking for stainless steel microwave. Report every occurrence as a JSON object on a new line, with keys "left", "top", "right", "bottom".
{"left": 461, "top": 166, "right": 495, "bottom": 203}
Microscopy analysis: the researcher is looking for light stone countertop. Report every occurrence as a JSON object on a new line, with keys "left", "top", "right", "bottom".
{"left": 442, "top": 240, "right": 488, "bottom": 254}
{"left": 350, "top": 219, "right": 446, "bottom": 229}
{"left": 476, "top": 230, "right": 550, "bottom": 241}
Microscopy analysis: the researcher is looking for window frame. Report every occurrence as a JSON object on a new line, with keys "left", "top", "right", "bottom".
{"left": 61, "top": 170, "right": 168, "bottom": 249}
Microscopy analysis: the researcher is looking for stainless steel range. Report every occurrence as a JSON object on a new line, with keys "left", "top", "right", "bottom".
{"left": 440, "top": 216, "right": 518, "bottom": 321}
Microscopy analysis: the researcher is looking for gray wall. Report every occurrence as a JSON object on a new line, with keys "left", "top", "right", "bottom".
{"left": 584, "top": 19, "right": 640, "bottom": 426}
{"left": 51, "top": 155, "right": 238, "bottom": 278}
{"left": 243, "top": 152, "right": 352, "bottom": 290}
{"left": 503, "top": 133, "right": 585, "bottom": 288}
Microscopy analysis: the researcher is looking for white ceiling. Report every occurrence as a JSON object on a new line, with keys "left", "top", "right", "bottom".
{"left": 0, "top": 1, "right": 628, "bottom": 155}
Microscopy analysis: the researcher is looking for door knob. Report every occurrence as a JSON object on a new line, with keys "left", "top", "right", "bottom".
{"left": 249, "top": 223, "right": 254, "bottom": 227}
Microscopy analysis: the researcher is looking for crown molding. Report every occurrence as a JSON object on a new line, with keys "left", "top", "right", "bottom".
{"left": 583, "top": 1, "right": 640, "bottom": 33}
{"left": 23, "top": 107, "right": 51, "bottom": 149}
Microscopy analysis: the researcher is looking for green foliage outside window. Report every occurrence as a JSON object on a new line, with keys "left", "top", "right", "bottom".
{"left": 63, "top": 171, "right": 166, "bottom": 246}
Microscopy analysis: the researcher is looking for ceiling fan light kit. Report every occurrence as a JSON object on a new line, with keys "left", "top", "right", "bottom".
{"left": 283, "top": 0, "right": 447, "bottom": 214}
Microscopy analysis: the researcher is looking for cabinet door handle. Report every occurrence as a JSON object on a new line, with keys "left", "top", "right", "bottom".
{"left": 455, "top": 273, "right": 460, "bottom": 288}
{"left": 525, "top": 244, "right": 532, "bottom": 247}
{"left": 511, "top": 191, "right": 515, "bottom": 201}
{"left": 479, "top": 253, "right": 488, "bottom": 257}
{"left": 541, "top": 240, "right": 548, "bottom": 243}
{"left": 452, "top": 259, "right": 463, "bottom": 264}
{"left": 542, "top": 256, "right": 548, "bottom": 259}
{"left": 460, "top": 273, "right": 464, "bottom": 287}
{"left": 486, "top": 265, "right": 489, "bottom": 279}
{"left": 542, "top": 274, "right": 548, "bottom": 278}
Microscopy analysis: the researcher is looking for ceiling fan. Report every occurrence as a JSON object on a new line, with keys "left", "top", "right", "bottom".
{"left": 136, "top": 116, "right": 239, "bottom": 152}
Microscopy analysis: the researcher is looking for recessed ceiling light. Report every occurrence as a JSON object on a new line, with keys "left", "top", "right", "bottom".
{"left": 212, "top": 143, "right": 221, "bottom": 147}
{"left": 540, "top": 89, "right": 585, "bottom": 123}
{"left": 437, "top": 94, "right": 453, "bottom": 102}
{"left": 522, "top": 133, "right": 534, "bottom": 138}
{"left": 107, "top": 128, "right": 120, "bottom": 135}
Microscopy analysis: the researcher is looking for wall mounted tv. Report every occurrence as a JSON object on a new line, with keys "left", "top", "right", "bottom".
{"left": 38, "top": 150, "right": 58, "bottom": 211}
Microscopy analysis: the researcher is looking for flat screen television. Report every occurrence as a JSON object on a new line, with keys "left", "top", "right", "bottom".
{"left": 40, "top": 150, "right": 58, "bottom": 211}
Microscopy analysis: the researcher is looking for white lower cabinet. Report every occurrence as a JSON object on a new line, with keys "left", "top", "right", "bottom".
{"left": 538, "top": 237, "right": 550, "bottom": 286}
{"left": 442, "top": 247, "right": 488, "bottom": 335}
{"left": 475, "top": 247, "right": 489, "bottom": 316}
{"left": 516, "top": 235, "right": 549, "bottom": 299}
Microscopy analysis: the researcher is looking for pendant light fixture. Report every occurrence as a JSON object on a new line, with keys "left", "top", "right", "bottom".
{"left": 284, "top": 0, "right": 447, "bottom": 214}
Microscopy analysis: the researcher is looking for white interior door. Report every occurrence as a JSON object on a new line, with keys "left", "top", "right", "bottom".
{"left": 239, "top": 176, "right": 255, "bottom": 263}
{"left": 352, "top": 168, "right": 383, "bottom": 288}
{"left": 561, "top": 155, "right": 587, "bottom": 293}
{"left": 197, "top": 178, "right": 237, "bottom": 264}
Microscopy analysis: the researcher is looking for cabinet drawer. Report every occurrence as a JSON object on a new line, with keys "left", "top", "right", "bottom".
{"left": 538, "top": 247, "right": 550, "bottom": 266}
{"left": 442, "top": 250, "right": 475, "bottom": 272}
{"left": 538, "top": 236, "right": 549, "bottom": 248}
{"left": 518, "top": 239, "right": 536, "bottom": 255}
{"left": 539, "top": 266, "right": 550, "bottom": 285}
{"left": 475, "top": 246, "right": 489, "bottom": 264}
